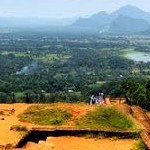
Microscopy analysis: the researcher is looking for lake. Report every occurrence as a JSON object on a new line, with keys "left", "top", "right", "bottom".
{"left": 125, "top": 51, "right": 150, "bottom": 63}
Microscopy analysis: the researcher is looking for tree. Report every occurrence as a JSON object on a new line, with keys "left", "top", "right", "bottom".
{"left": 0, "top": 92, "right": 7, "bottom": 103}
{"left": 121, "top": 77, "right": 150, "bottom": 110}
{"left": 12, "top": 92, "right": 16, "bottom": 103}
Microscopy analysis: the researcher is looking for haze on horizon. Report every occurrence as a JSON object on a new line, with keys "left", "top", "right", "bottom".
{"left": 0, "top": 0, "right": 150, "bottom": 18}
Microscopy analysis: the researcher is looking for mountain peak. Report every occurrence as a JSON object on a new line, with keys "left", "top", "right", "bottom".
{"left": 112, "top": 5, "right": 150, "bottom": 21}
{"left": 115, "top": 5, "right": 144, "bottom": 13}
{"left": 120, "top": 5, "right": 142, "bottom": 10}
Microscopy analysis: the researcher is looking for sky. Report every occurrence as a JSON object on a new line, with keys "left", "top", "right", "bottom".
{"left": 0, "top": 0, "right": 150, "bottom": 18}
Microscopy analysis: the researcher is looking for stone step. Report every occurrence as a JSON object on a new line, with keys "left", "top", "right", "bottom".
{"left": 38, "top": 140, "right": 46, "bottom": 149}
{"left": 46, "top": 137, "right": 53, "bottom": 143}
{"left": 46, "top": 137, "right": 55, "bottom": 149}
{"left": 25, "top": 141, "right": 38, "bottom": 150}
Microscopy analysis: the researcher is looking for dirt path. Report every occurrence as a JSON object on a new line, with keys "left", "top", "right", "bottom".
{"left": 0, "top": 104, "right": 31, "bottom": 145}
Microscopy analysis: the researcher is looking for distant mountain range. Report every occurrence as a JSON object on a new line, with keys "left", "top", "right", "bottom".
{"left": 1, "top": 5, "right": 150, "bottom": 35}
{"left": 71, "top": 5, "right": 150, "bottom": 34}
{"left": 0, "top": 17, "right": 76, "bottom": 29}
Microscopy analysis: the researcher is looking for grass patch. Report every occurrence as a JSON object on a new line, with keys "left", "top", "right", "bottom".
{"left": 132, "top": 139, "right": 147, "bottom": 150}
{"left": 0, "top": 111, "right": 4, "bottom": 115}
{"left": 35, "top": 54, "right": 59, "bottom": 63}
{"left": 10, "top": 125, "right": 28, "bottom": 132}
{"left": 18, "top": 105, "right": 72, "bottom": 125}
{"left": 10, "top": 125, "right": 28, "bottom": 136}
{"left": 13, "top": 52, "right": 29, "bottom": 57}
{"left": 119, "top": 48, "right": 135, "bottom": 54}
{"left": 76, "top": 106, "right": 136, "bottom": 130}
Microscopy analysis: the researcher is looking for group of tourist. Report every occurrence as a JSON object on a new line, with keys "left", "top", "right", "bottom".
{"left": 90, "top": 92, "right": 105, "bottom": 105}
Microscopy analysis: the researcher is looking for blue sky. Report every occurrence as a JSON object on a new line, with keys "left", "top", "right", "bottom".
{"left": 0, "top": 0, "right": 149, "bottom": 18}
